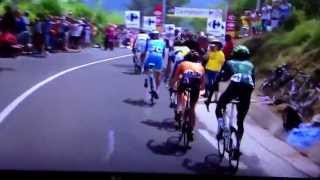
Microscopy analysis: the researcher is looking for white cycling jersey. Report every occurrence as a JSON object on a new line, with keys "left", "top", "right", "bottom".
{"left": 134, "top": 33, "right": 149, "bottom": 53}
{"left": 170, "top": 46, "right": 190, "bottom": 63}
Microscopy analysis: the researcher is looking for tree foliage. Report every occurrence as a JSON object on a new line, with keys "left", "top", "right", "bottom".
{"left": 128, "top": 0, "right": 190, "bottom": 16}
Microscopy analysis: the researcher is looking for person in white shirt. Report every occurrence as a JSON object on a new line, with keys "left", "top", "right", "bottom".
{"left": 70, "top": 20, "right": 84, "bottom": 49}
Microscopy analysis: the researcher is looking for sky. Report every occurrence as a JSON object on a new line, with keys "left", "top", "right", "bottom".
{"left": 82, "top": 0, "right": 225, "bottom": 11}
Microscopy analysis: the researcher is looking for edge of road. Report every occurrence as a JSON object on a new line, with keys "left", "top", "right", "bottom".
{"left": 195, "top": 95, "right": 320, "bottom": 177}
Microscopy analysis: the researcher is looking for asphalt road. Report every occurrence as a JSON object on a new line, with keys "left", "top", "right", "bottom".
{"left": 0, "top": 48, "right": 310, "bottom": 177}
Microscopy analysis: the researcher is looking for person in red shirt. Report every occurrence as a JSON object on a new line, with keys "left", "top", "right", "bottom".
{"left": 223, "top": 34, "right": 234, "bottom": 61}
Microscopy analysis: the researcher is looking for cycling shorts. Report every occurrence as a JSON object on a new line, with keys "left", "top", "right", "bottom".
{"left": 178, "top": 77, "right": 201, "bottom": 105}
{"left": 144, "top": 54, "right": 163, "bottom": 72}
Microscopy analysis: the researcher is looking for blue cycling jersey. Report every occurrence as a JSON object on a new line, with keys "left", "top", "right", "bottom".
{"left": 146, "top": 39, "right": 166, "bottom": 57}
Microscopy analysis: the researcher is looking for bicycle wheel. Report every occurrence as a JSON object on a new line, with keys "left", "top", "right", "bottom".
{"left": 180, "top": 110, "right": 190, "bottom": 149}
{"left": 228, "top": 127, "right": 240, "bottom": 171}
{"left": 217, "top": 130, "right": 225, "bottom": 159}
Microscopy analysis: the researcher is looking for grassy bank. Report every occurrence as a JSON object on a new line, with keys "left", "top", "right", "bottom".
{"left": 243, "top": 18, "right": 320, "bottom": 78}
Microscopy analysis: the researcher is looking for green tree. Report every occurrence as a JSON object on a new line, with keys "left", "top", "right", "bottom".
{"left": 128, "top": 0, "right": 190, "bottom": 16}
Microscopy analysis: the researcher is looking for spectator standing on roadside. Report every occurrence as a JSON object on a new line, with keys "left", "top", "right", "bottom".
{"left": 223, "top": 34, "right": 234, "bottom": 61}
{"left": 261, "top": 1, "right": 272, "bottom": 32}
{"left": 0, "top": 5, "right": 16, "bottom": 33}
{"left": 279, "top": 0, "right": 293, "bottom": 24}
{"left": 84, "top": 21, "right": 92, "bottom": 47}
{"left": 33, "top": 15, "right": 46, "bottom": 55}
{"left": 271, "top": 0, "right": 281, "bottom": 30}
{"left": 250, "top": 10, "right": 258, "bottom": 36}
{"left": 43, "top": 16, "right": 53, "bottom": 51}
{"left": 70, "top": 20, "right": 83, "bottom": 50}
{"left": 22, "top": 12, "right": 30, "bottom": 31}
{"left": 240, "top": 11, "right": 250, "bottom": 37}
{"left": 15, "top": 10, "right": 31, "bottom": 52}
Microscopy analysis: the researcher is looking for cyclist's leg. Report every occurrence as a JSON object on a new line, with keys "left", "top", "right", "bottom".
{"left": 215, "top": 82, "right": 237, "bottom": 135}
{"left": 235, "top": 83, "right": 254, "bottom": 151}
{"left": 153, "top": 57, "right": 163, "bottom": 93}
{"left": 190, "top": 86, "right": 200, "bottom": 130}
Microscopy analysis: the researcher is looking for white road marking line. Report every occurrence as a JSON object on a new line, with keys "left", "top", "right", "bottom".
{"left": 198, "top": 129, "right": 248, "bottom": 170}
{"left": 105, "top": 130, "right": 115, "bottom": 160}
{"left": 0, "top": 54, "right": 132, "bottom": 124}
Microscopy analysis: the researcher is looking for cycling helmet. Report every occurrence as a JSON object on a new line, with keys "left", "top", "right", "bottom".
{"left": 184, "top": 50, "right": 200, "bottom": 63}
{"left": 232, "top": 45, "right": 251, "bottom": 60}
{"left": 149, "top": 30, "right": 160, "bottom": 39}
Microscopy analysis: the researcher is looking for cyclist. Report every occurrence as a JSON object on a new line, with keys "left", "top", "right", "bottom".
{"left": 169, "top": 50, "right": 205, "bottom": 141}
{"left": 215, "top": 45, "right": 255, "bottom": 159}
{"left": 144, "top": 30, "right": 166, "bottom": 99}
{"left": 132, "top": 29, "right": 149, "bottom": 72}
{"left": 202, "top": 37, "right": 225, "bottom": 98}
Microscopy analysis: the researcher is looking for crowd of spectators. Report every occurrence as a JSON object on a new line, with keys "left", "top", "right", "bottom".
{"left": 239, "top": 0, "right": 293, "bottom": 37}
{"left": 0, "top": 5, "right": 135, "bottom": 58}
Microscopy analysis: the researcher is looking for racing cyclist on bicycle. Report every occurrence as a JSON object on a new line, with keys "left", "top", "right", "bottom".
{"left": 167, "top": 40, "right": 191, "bottom": 81}
{"left": 215, "top": 45, "right": 255, "bottom": 159}
{"left": 132, "top": 29, "right": 149, "bottom": 73}
{"left": 169, "top": 51, "right": 205, "bottom": 141}
{"left": 144, "top": 30, "right": 166, "bottom": 99}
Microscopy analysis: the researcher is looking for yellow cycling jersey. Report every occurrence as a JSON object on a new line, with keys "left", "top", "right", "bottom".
{"left": 174, "top": 46, "right": 190, "bottom": 56}
{"left": 205, "top": 50, "right": 225, "bottom": 72}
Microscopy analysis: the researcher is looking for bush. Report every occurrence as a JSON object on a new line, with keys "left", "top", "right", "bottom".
{"left": 72, "top": 3, "right": 94, "bottom": 20}
{"left": 38, "top": 0, "right": 63, "bottom": 16}
{"left": 305, "top": 23, "right": 320, "bottom": 51}
{"left": 282, "top": 10, "right": 306, "bottom": 31}
{"left": 279, "top": 20, "right": 317, "bottom": 47}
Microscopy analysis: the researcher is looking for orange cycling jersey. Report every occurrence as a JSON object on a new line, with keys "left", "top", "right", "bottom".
{"left": 173, "top": 61, "right": 205, "bottom": 83}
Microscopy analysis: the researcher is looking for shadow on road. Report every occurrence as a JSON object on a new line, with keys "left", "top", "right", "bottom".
{"left": 0, "top": 67, "right": 15, "bottom": 72}
{"left": 146, "top": 138, "right": 188, "bottom": 157}
{"left": 123, "top": 98, "right": 153, "bottom": 107}
{"left": 182, "top": 154, "right": 237, "bottom": 175}
{"left": 183, "top": 153, "right": 267, "bottom": 176}
{"left": 141, "top": 118, "right": 177, "bottom": 132}
{"left": 122, "top": 71, "right": 140, "bottom": 76}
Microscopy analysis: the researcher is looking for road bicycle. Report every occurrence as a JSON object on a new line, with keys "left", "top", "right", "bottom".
{"left": 217, "top": 99, "right": 240, "bottom": 172}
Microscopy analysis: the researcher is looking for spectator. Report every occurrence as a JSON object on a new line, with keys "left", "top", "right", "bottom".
{"left": 43, "top": 16, "right": 53, "bottom": 51}
{"left": 197, "top": 31, "right": 208, "bottom": 57}
{"left": 250, "top": 10, "right": 258, "bottom": 35}
{"left": 279, "top": 0, "right": 293, "bottom": 24}
{"left": 15, "top": 10, "right": 31, "bottom": 53}
{"left": 70, "top": 20, "right": 84, "bottom": 50}
{"left": 261, "top": 1, "right": 272, "bottom": 32}
{"left": 83, "top": 21, "right": 92, "bottom": 47}
{"left": 240, "top": 11, "right": 250, "bottom": 37}
{"left": 223, "top": 34, "right": 234, "bottom": 61}
{"left": 104, "top": 24, "right": 116, "bottom": 51}
{"left": 22, "top": 12, "right": 30, "bottom": 31}
{"left": 32, "top": 15, "right": 46, "bottom": 55}
{"left": 271, "top": 0, "right": 281, "bottom": 30}
{"left": 0, "top": 5, "right": 16, "bottom": 33}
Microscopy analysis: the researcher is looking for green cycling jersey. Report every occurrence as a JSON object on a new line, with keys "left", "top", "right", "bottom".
{"left": 227, "top": 60, "right": 255, "bottom": 87}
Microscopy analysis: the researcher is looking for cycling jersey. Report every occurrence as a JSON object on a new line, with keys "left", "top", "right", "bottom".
{"left": 173, "top": 61, "right": 205, "bottom": 84}
{"left": 170, "top": 46, "right": 190, "bottom": 63}
{"left": 134, "top": 33, "right": 149, "bottom": 52}
{"left": 228, "top": 60, "right": 255, "bottom": 87}
{"left": 205, "top": 50, "right": 225, "bottom": 72}
{"left": 144, "top": 39, "right": 166, "bottom": 71}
